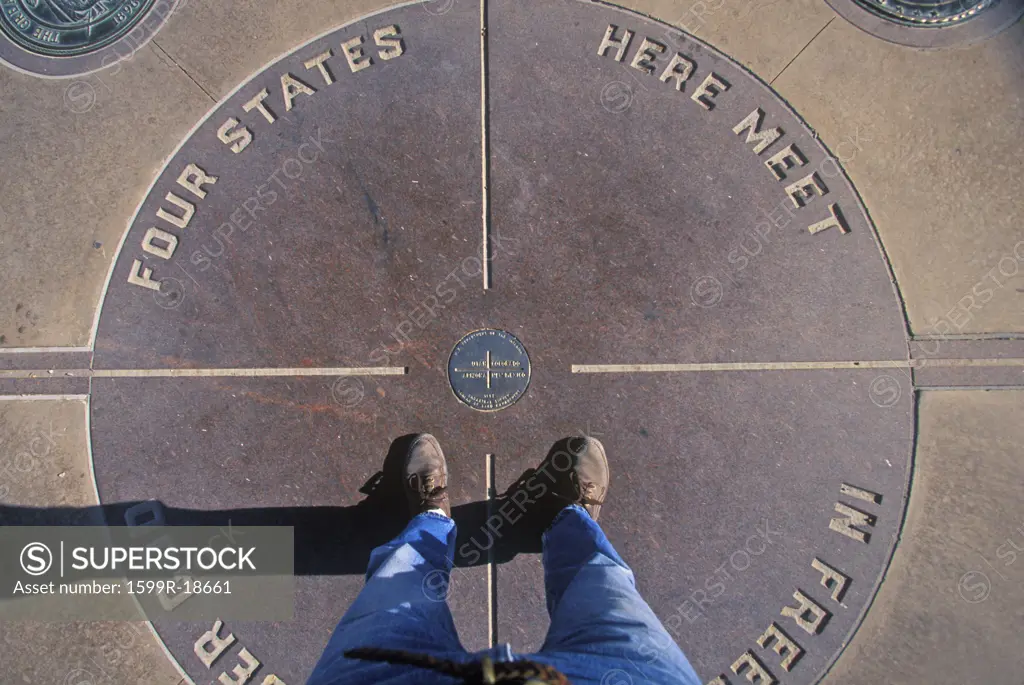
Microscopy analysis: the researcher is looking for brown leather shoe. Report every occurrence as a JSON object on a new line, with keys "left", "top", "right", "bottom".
{"left": 526, "top": 436, "right": 609, "bottom": 523}
{"left": 403, "top": 434, "right": 450, "bottom": 518}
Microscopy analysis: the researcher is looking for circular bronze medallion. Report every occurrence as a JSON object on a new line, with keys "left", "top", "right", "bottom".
{"left": 448, "top": 329, "right": 531, "bottom": 411}
{"left": 0, "top": 0, "right": 158, "bottom": 57}
{"left": 826, "top": 0, "right": 1022, "bottom": 46}
{"left": 852, "top": 0, "right": 995, "bottom": 25}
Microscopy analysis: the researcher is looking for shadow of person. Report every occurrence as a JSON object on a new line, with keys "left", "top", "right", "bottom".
{"left": 456, "top": 437, "right": 587, "bottom": 566}
{"left": 0, "top": 434, "right": 567, "bottom": 594}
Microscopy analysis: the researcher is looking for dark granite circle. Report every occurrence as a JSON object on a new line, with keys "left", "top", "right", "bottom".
{"left": 89, "top": 1, "right": 913, "bottom": 684}
{"left": 448, "top": 329, "right": 531, "bottom": 412}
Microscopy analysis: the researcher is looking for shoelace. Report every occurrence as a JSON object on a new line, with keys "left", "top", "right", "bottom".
{"left": 409, "top": 474, "right": 447, "bottom": 505}
{"left": 570, "top": 471, "right": 604, "bottom": 506}
{"left": 505, "top": 468, "right": 604, "bottom": 507}
{"left": 576, "top": 480, "right": 604, "bottom": 506}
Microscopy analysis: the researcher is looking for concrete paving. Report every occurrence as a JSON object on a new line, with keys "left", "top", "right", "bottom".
{"left": 821, "top": 390, "right": 1024, "bottom": 684}
{"left": 773, "top": 14, "right": 1024, "bottom": 336}
{"left": 0, "top": 399, "right": 184, "bottom": 685}
{"left": 0, "top": 0, "right": 1021, "bottom": 683}
{"left": 0, "top": 45, "right": 212, "bottom": 348}
{"left": 628, "top": 0, "right": 837, "bottom": 82}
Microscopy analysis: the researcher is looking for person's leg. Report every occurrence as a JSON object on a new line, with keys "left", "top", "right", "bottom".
{"left": 514, "top": 437, "right": 700, "bottom": 685}
{"left": 536, "top": 505, "right": 700, "bottom": 685}
{"left": 308, "top": 435, "right": 464, "bottom": 685}
{"left": 307, "top": 512, "right": 465, "bottom": 685}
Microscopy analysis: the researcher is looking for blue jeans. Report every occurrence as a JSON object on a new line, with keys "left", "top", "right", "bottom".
{"left": 307, "top": 505, "right": 700, "bottom": 685}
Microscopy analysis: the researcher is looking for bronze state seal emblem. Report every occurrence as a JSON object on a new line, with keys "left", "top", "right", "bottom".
{"left": 0, "top": 0, "right": 158, "bottom": 57}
